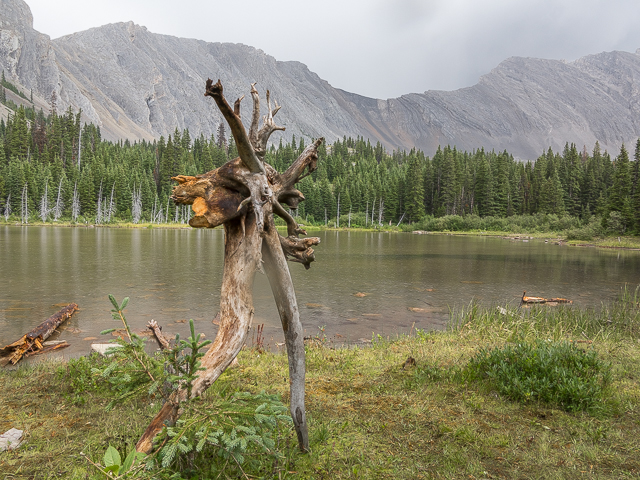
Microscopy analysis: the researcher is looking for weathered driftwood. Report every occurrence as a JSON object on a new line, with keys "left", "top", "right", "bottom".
{"left": 521, "top": 291, "right": 572, "bottom": 305}
{"left": 0, "top": 304, "right": 78, "bottom": 366}
{"left": 135, "top": 80, "right": 322, "bottom": 454}
{"left": 147, "top": 320, "right": 171, "bottom": 350}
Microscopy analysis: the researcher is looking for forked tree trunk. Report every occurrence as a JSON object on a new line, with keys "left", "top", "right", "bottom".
{"left": 136, "top": 80, "right": 322, "bottom": 454}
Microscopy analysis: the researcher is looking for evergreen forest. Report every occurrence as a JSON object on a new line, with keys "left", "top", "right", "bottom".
{"left": 1, "top": 97, "right": 640, "bottom": 237}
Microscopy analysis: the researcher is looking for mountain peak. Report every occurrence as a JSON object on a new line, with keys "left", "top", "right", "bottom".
{"left": 3, "top": 1, "right": 640, "bottom": 159}
{"left": 0, "top": 0, "right": 33, "bottom": 30}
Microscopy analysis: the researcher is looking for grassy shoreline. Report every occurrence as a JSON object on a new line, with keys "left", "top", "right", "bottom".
{"left": 1, "top": 289, "right": 639, "bottom": 479}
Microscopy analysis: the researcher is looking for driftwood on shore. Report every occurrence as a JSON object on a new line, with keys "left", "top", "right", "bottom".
{"left": 146, "top": 320, "right": 171, "bottom": 350}
{"left": 521, "top": 292, "right": 572, "bottom": 305}
{"left": 0, "top": 304, "right": 78, "bottom": 366}
{"left": 135, "top": 80, "right": 320, "bottom": 455}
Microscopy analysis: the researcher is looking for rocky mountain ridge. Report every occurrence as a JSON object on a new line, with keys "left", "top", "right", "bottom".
{"left": 2, "top": 0, "right": 640, "bottom": 160}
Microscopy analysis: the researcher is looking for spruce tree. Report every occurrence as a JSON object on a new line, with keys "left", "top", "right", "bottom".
{"left": 633, "top": 139, "right": 640, "bottom": 232}
{"left": 562, "top": 143, "right": 582, "bottom": 216}
{"left": 608, "top": 143, "right": 632, "bottom": 231}
{"left": 440, "top": 147, "right": 458, "bottom": 215}
{"left": 474, "top": 151, "right": 492, "bottom": 216}
{"left": 404, "top": 154, "right": 425, "bottom": 222}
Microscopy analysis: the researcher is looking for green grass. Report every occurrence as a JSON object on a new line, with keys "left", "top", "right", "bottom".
{"left": 1, "top": 288, "right": 640, "bottom": 479}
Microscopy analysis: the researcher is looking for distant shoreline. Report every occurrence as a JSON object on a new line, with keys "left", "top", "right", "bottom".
{"left": 2, "top": 220, "right": 640, "bottom": 250}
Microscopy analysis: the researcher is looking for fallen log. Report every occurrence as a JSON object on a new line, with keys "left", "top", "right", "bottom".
{"left": 521, "top": 292, "right": 572, "bottom": 305}
{"left": 547, "top": 297, "right": 573, "bottom": 304}
{"left": 0, "top": 304, "right": 79, "bottom": 366}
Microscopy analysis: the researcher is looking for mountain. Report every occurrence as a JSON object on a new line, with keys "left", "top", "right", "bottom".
{"left": 2, "top": 0, "right": 640, "bottom": 159}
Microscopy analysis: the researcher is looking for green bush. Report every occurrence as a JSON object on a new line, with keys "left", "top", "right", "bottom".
{"left": 566, "top": 216, "right": 604, "bottom": 240}
{"left": 404, "top": 213, "right": 585, "bottom": 234}
{"left": 57, "top": 354, "right": 107, "bottom": 405}
{"left": 604, "top": 211, "right": 627, "bottom": 235}
{"left": 462, "top": 339, "right": 612, "bottom": 413}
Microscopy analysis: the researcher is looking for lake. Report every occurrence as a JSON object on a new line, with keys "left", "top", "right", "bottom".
{"left": 1, "top": 225, "right": 639, "bottom": 356}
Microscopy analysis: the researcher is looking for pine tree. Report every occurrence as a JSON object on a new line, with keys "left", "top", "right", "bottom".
{"left": 7, "top": 106, "right": 30, "bottom": 160}
{"left": 474, "top": 151, "right": 492, "bottom": 216}
{"left": 562, "top": 143, "right": 582, "bottom": 216}
{"left": 440, "top": 147, "right": 458, "bottom": 215}
{"left": 404, "top": 154, "right": 425, "bottom": 222}
{"left": 608, "top": 143, "right": 633, "bottom": 231}
{"left": 0, "top": 139, "right": 6, "bottom": 169}
{"left": 632, "top": 139, "right": 640, "bottom": 233}
{"left": 539, "top": 159, "right": 565, "bottom": 215}
{"left": 160, "top": 136, "right": 177, "bottom": 194}
{"left": 216, "top": 121, "right": 227, "bottom": 153}
{"left": 318, "top": 178, "right": 335, "bottom": 220}
{"left": 78, "top": 166, "right": 95, "bottom": 217}
{"left": 491, "top": 151, "right": 511, "bottom": 216}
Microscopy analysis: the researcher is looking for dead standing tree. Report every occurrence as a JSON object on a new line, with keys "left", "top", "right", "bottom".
{"left": 136, "top": 79, "right": 323, "bottom": 454}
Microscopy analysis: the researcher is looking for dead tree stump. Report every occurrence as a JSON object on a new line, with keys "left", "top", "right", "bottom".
{"left": 136, "top": 80, "right": 323, "bottom": 454}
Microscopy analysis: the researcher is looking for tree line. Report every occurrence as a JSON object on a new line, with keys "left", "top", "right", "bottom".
{"left": 0, "top": 100, "right": 639, "bottom": 234}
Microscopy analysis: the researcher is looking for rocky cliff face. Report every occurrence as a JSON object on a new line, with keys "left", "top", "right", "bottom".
{"left": 0, "top": 0, "right": 58, "bottom": 102}
{"left": 2, "top": 0, "right": 640, "bottom": 159}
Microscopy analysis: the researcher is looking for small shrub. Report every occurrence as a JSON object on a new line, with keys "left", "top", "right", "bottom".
{"left": 604, "top": 211, "right": 627, "bottom": 234}
{"left": 462, "top": 339, "right": 612, "bottom": 413}
{"left": 566, "top": 216, "right": 603, "bottom": 241}
{"left": 57, "top": 354, "right": 106, "bottom": 405}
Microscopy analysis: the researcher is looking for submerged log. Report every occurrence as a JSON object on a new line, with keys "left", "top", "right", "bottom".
{"left": 521, "top": 292, "right": 572, "bottom": 305}
{"left": 0, "top": 304, "right": 78, "bottom": 366}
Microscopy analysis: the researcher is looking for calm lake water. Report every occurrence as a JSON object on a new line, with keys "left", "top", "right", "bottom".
{"left": 1, "top": 225, "right": 639, "bottom": 356}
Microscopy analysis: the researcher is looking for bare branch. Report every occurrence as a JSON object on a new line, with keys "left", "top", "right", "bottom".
{"left": 253, "top": 89, "right": 286, "bottom": 159}
{"left": 136, "top": 391, "right": 183, "bottom": 453}
{"left": 273, "top": 199, "right": 306, "bottom": 237}
{"left": 137, "top": 214, "right": 262, "bottom": 454}
{"left": 249, "top": 83, "right": 261, "bottom": 150}
{"left": 277, "top": 138, "right": 324, "bottom": 193}
{"left": 204, "top": 79, "right": 264, "bottom": 175}
{"left": 279, "top": 234, "right": 320, "bottom": 270}
{"left": 233, "top": 95, "right": 245, "bottom": 117}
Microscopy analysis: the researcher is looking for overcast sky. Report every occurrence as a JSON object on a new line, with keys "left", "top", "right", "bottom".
{"left": 25, "top": 0, "right": 640, "bottom": 99}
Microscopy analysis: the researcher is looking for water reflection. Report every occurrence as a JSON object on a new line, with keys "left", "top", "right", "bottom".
{"left": 1, "top": 226, "right": 639, "bottom": 356}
